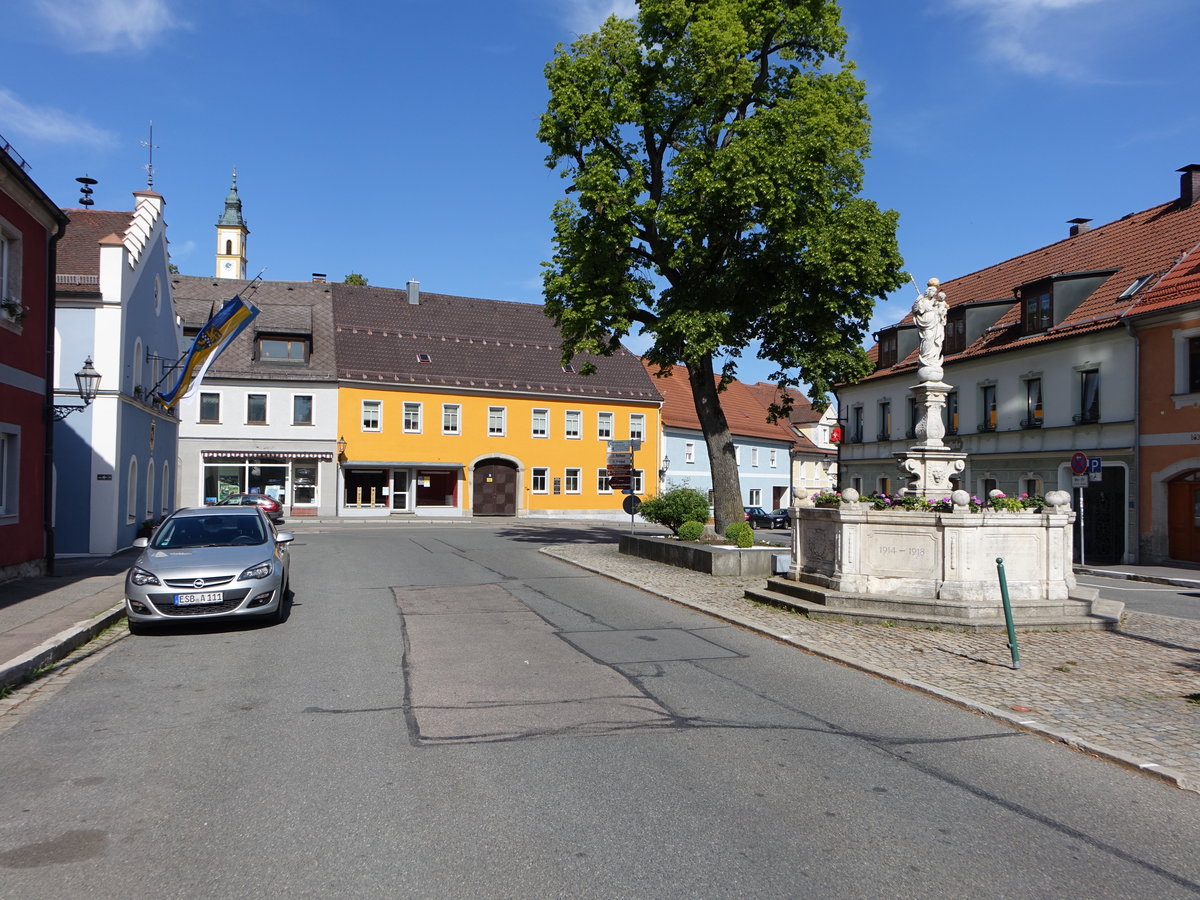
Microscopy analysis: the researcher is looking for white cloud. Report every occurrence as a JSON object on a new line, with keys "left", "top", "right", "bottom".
{"left": 947, "top": 0, "right": 1109, "bottom": 79}
{"left": 556, "top": 0, "right": 638, "bottom": 35}
{"left": 35, "top": 0, "right": 183, "bottom": 53}
{"left": 0, "top": 89, "right": 116, "bottom": 147}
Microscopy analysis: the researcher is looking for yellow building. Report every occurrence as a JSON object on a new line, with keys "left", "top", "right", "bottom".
{"left": 334, "top": 282, "right": 661, "bottom": 518}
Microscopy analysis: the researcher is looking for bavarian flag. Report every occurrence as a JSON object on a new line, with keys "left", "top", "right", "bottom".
{"left": 159, "top": 295, "right": 259, "bottom": 408}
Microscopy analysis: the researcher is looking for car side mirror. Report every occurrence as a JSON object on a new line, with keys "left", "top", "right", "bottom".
{"left": 275, "top": 532, "right": 295, "bottom": 544}
{"left": 133, "top": 537, "right": 149, "bottom": 548}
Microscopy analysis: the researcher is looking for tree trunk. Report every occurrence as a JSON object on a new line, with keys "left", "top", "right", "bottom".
{"left": 687, "top": 357, "right": 743, "bottom": 534}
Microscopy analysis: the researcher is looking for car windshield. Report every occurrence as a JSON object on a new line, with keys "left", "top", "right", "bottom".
{"left": 150, "top": 514, "right": 268, "bottom": 549}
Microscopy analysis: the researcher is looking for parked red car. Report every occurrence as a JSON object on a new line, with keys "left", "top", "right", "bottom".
{"left": 217, "top": 493, "right": 284, "bottom": 522}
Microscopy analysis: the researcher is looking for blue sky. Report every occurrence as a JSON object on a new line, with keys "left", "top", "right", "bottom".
{"left": 3, "top": 0, "right": 1198, "bottom": 389}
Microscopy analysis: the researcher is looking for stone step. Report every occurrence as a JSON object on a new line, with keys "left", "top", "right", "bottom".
{"left": 745, "top": 584, "right": 1121, "bottom": 634}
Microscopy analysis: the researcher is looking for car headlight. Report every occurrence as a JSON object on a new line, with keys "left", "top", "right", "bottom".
{"left": 129, "top": 567, "right": 161, "bottom": 587}
{"left": 238, "top": 560, "right": 274, "bottom": 581}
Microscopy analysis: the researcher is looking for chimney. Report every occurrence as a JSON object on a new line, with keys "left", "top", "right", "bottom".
{"left": 1179, "top": 164, "right": 1200, "bottom": 207}
{"left": 407, "top": 279, "right": 420, "bottom": 305}
{"left": 1067, "top": 217, "right": 1092, "bottom": 237}
{"left": 311, "top": 273, "right": 327, "bottom": 283}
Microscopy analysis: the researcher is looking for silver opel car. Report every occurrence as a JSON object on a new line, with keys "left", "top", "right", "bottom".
{"left": 124, "top": 506, "right": 294, "bottom": 633}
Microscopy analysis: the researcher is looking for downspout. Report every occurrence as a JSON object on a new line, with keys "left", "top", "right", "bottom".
{"left": 43, "top": 214, "right": 68, "bottom": 576}
{"left": 1121, "top": 316, "right": 1139, "bottom": 563}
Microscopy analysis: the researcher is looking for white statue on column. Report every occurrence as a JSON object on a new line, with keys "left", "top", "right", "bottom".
{"left": 912, "top": 277, "right": 948, "bottom": 383}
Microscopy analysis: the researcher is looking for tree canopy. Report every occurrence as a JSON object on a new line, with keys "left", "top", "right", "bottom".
{"left": 343, "top": 272, "right": 369, "bottom": 286}
{"left": 538, "top": 0, "right": 904, "bottom": 530}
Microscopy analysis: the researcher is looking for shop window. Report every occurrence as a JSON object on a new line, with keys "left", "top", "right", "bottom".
{"left": 532, "top": 408, "right": 549, "bottom": 438}
{"left": 531, "top": 468, "right": 549, "bottom": 493}
{"left": 247, "top": 394, "right": 267, "bottom": 425}
{"left": 416, "top": 470, "right": 457, "bottom": 507}
{"left": 293, "top": 464, "right": 318, "bottom": 505}
{"left": 343, "top": 468, "right": 387, "bottom": 508}
{"left": 565, "top": 410, "right": 581, "bottom": 439}
{"left": 362, "top": 399, "right": 381, "bottom": 432}
{"left": 293, "top": 395, "right": 313, "bottom": 426}
{"left": 200, "top": 392, "right": 220, "bottom": 423}
{"left": 403, "top": 402, "right": 422, "bottom": 433}
{"left": 488, "top": 406, "right": 506, "bottom": 436}
{"left": 443, "top": 404, "right": 461, "bottom": 435}
{"left": 597, "top": 411, "right": 613, "bottom": 440}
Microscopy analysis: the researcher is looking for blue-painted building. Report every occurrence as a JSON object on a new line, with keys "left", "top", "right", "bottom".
{"left": 53, "top": 190, "right": 181, "bottom": 555}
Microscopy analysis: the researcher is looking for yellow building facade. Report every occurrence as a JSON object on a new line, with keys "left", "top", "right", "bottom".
{"left": 336, "top": 385, "right": 661, "bottom": 518}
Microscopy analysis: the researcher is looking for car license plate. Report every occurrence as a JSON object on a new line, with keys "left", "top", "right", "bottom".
{"left": 174, "top": 591, "right": 223, "bottom": 606}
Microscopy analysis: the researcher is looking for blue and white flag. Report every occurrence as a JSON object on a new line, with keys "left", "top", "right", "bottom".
{"left": 159, "top": 295, "right": 259, "bottom": 408}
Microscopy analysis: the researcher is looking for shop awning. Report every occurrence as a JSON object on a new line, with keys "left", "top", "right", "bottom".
{"left": 202, "top": 450, "right": 334, "bottom": 461}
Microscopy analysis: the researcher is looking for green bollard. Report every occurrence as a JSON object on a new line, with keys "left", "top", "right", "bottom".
{"left": 995, "top": 557, "right": 1020, "bottom": 670}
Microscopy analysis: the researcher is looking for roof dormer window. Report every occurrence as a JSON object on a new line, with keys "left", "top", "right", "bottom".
{"left": 257, "top": 334, "right": 310, "bottom": 363}
{"left": 945, "top": 308, "right": 966, "bottom": 354}
{"left": 1021, "top": 283, "right": 1053, "bottom": 335}
{"left": 877, "top": 329, "right": 898, "bottom": 368}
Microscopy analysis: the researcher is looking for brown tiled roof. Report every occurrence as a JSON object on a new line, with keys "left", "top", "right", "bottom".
{"left": 1125, "top": 243, "right": 1200, "bottom": 318}
{"left": 331, "top": 283, "right": 660, "bottom": 402}
{"left": 56, "top": 208, "right": 133, "bottom": 294}
{"left": 644, "top": 361, "right": 798, "bottom": 445}
{"left": 863, "top": 187, "right": 1200, "bottom": 380}
{"left": 172, "top": 276, "right": 337, "bottom": 382}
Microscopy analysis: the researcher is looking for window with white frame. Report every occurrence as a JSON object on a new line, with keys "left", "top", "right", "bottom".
{"left": 632, "top": 469, "right": 644, "bottom": 494}
{"left": 293, "top": 395, "right": 313, "bottom": 426}
{"left": 597, "top": 468, "right": 611, "bottom": 493}
{"left": 0, "top": 428, "right": 14, "bottom": 517}
{"left": 531, "top": 467, "right": 549, "bottom": 493}
{"left": 403, "top": 401, "right": 422, "bottom": 433}
{"left": 565, "top": 410, "right": 581, "bottom": 439}
{"left": 442, "top": 403, "right": 461, "bottom": 434}
{"left": 145, "top": 461, "right": 155, "bottom": 519}
{"left": 564, "top": 468, "right": 581, "bottom": 493}
{"left": 0, "top": 219, "right": 22, "bottom": 326}
{"left": 532, "top": 408, "right": 549, "bottom": 438}
{"left": 769, "top": 449, "right": 777, "bottom": 468}
{"left": 362, "top": 399, "right": 382, "bottom": 432}
{"left": 127, "top": 457, "right": 138, "bottom": 523}
{"left": 629, "top": 413, "right": 645, "bottom": 442}
{"left": 751, "top": 448, "right": 759, "bottom": 467}
{"left": 200, "top": 392, "right": 220, "bottom": 423}
{"left": 749, "top": 489, "right": 762, "bottom": 505}
{"left": 488, "top": 406, "right": 506, "bottom": 436}
{"left": 684, "top": 441, "right": 695, "bottom": 464}
{"left": 597, "top": 411, "right": 613, "bottom": 440}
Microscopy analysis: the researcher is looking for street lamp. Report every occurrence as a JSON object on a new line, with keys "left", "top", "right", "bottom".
{"left": 336, "top": 435, "right": 347, "bottom": 458}
{"left": 52, "top": 357, "right": 101, "bottom": 420}
{"left": 658, "top": 456, "right": 671, "bottom": 481}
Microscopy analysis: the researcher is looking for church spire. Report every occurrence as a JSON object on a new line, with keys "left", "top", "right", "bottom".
{"left": 215, "top": 168, "right": 249, "bottom": 279}
{"left": 217, "top": 169, "right": 245, "bottom": 227}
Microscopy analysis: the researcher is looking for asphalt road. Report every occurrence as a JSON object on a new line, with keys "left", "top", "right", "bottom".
{"left": 1, "top": 522, "right": 1198, "bottom": 898}
{"left": 1077, "top": 574, "right": 1200, "bottom": 621}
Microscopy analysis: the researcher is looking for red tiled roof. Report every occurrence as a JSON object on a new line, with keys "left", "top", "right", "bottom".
{"left": 644, "top": 361, "right": 798, "bottom": 445}
{"left": 1124, "top": 243, "right": 1200, "bottom": 318}
{"left": 56, "top": 209, "right": 132, "bottom": 293}
{"left": 863, "top": 188, "right": 1200, "bottom": 379}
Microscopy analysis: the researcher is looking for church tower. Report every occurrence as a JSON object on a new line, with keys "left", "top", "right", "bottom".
{"left": 215, "top": 171, "right": 249, "bottom": 279}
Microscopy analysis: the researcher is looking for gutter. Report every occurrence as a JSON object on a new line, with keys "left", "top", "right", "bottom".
{"left": 1121, "top": 316, "right": 1140, "bottom": 564}
{"left": 43, "top": 214, "right": 68, "bottom": 576}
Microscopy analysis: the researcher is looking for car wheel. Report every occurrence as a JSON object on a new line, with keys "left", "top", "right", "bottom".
{"left": 127, "top": 617, "right": 151, "bottom": 636}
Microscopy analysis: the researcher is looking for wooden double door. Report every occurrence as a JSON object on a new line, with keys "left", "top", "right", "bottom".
{"left": 1168, "top": 472, "right": 1200, "bottom": 564}
{"left": 472, "top": 459, "right": 517, "bottom": 516}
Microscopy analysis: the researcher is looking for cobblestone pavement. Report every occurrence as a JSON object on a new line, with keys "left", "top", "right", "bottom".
{"left": 543, "top": 542, "right": 1200, "bottom": 794}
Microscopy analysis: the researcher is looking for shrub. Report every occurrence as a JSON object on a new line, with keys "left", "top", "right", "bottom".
{"left": 810, "top": 491, "right": 841, "bottom": 507}
{"left": 724, "top": 521, "right": 754, "bottom": 548}
{"left": 677, "top": 520, "right": 705, "bottom": 541}
{"left": 637, "top": 487, "right": 711, "bottom": 535}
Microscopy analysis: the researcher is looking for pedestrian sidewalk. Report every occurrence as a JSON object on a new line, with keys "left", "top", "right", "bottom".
{"left": 543, "top": 542, "right": 1200, "bottom": 795}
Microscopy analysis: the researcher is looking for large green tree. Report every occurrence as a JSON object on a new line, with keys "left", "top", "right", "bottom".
{"left": 538, "top": 0, "right": 904, "bottom": 531}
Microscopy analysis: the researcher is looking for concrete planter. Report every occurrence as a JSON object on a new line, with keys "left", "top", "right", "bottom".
{"left": 619, "top": 534, "right": 784, "bottom": 577}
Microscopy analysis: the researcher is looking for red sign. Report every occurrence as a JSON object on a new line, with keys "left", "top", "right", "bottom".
{"left": 829, "top": 426, "right": 843, "bottom": 444}
{"left": 1070, "top": 451, "right": 1088, "bottom": 475}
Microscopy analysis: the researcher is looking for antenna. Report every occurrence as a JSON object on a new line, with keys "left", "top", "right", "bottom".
{"left": 75, "top": 175, "right": 97, "bottom": 207}
{"left": 140, "top": 120, "right": 160, "bottom": 188}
